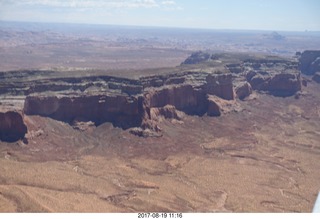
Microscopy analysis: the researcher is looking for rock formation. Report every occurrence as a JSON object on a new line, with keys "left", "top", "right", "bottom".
{"left": 206, "top": 95, "right": 222, "bottom": 117}
{"left": 0, "top": 51, "right": 309, "bottom": 141}
{"left": 246, "top": 71, "right": 301, "bottom": 97}
{"left": 205, "top": 73, "right": 234, "bottom": 100}
{"left": 20, "top": 70, "right": 234, "bottom": 135}
{"left": 298, "top": 50, "right": 320, "bottom": 75}
{"left": 181, "top": 51, "right": 211, "bottom": 65}
{"left": 263, "top": 31, "right": 286, "bottom": 41}
{"left": 244, "top": 59, "right": 302, "bottom": 97}
{"left": 149, "top": 105, "right": 184, "bottom": 124}
{"left": 24, "top": 94, "right": 143, "bottom": 129}
{"left": 268, "top": 70, "right": 302, "bottom": 96}
{"left": 0, "top": 110, "right": 27, "bottom": 142}
{"left": 235, "top": 82, "right": 252, "bottom": 100}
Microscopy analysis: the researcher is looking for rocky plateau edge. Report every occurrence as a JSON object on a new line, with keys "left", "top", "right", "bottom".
{"left": 1, "top": 50, "right": 319, "bottom": 142}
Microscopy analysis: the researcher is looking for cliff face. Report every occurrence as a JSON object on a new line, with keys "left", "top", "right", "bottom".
{"left": 146, "top": 84, "right": 208, "bottom": 116}
{"left": 0, "top": 111, "right": 27, "bottom": 142}
{"left": 22, "top": 71, "right": 234, "bottom": 131}
{"left": 24, "top": 94, "right": 142, "bottom": 129}
{"left": 205, "top": 74, "right": 234, "bottom": 100}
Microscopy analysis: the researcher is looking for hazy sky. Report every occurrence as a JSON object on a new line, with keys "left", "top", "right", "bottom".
{"left": 0, "top": 0, "right": 319, "bottom": 31}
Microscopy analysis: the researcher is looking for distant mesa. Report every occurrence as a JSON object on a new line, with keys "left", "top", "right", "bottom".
{"left": 263, "top": 31, "right": 286, "bottom": 41}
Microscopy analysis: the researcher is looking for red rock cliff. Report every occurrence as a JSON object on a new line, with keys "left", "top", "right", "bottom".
{"left": 24, "top": 94, "right": 143, "bottom": 129}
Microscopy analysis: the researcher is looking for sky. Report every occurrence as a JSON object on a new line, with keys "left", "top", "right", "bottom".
{"left": 0, "top": 0, "right": 319, "bottom": 31}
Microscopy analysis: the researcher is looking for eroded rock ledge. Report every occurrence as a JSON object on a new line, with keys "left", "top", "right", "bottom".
{"left": 23, "top": 71, "right": 234, "bottom": 135}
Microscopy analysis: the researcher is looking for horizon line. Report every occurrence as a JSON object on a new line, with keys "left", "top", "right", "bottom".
{"left": 1, "top": 19, "right": 320, "bottom": 33}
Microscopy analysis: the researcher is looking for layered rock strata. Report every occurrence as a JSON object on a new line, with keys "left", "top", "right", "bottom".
{"left": 22, "top": 71, "right": 234, "bottom": 132}
{"left": 0, "top": 51, "right": 310, "bottom": 141}
{"left": 24, "top": 94, "right": 143, "bottom": 129}
{"left": 243, "top": 59, "right": 302, "bottom": 97}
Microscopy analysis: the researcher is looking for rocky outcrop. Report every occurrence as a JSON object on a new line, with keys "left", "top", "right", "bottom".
{"left": 129, "top": 127, "right": 162, "bottom": 138}
{"left": 0, "top": 110, "right": 27, "bottom": 142}
{"left": 246, "top": 70, "right": 301, "bottom": 97}
{"left": 146, "top": 84, "right": 208, "bottom": 116}
{"left": 207, "top": 95, "right": 221, "bottom": 117}
{"left": 235, "top": 82, "right": 252, "bottom": 100}
{"left": 150, "top": 105, "right": 183, "bottom": 121}
{"left": 181, "top": 51, "right": 211, "bottom": 65}
{"left": 298, "top": 50, "right": 320, "bottom": 75}
{"left": 246, "top": 71, "right": 270, "bottom": 91}
{"left": 268, "top": 71, "right": 302, "bottom": 96}
{"left": 205, "top": 74, "right": 234, "bottom": 100}
{"left": 243, "top": 56, "right": 302, "bottom": 97}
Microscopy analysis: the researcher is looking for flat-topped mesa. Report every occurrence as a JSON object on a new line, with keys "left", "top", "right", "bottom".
{"left": 180, "top": 51, "right": 302, "bottom": 97}
{"left": 23, "top": 71, "right": 234, "bottom": 131}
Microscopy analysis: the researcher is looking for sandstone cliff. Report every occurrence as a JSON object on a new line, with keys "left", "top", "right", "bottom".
{"left": 21, "top": 70, "right": 234, "bottom": 133}
{"left": 24, "top": 94, "right": 143, "bottom": 129}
